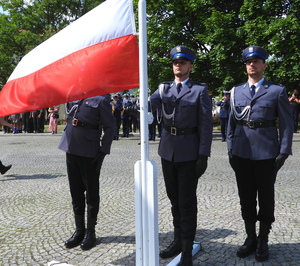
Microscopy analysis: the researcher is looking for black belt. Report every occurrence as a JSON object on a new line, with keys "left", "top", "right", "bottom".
{"left": 164, "top": 125, "right": 198, "bottom": 135}
{"left": 236, "top": 120, "right": 276, "bottom": 129}
{"left": 67, "top": 117, "right": 99, "bottom": 130}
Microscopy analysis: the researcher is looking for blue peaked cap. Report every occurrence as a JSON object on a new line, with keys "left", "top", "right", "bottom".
{"left": 242, "top": 46, "right": 268, "bottom": 61}
{"left": 170, "top": 46, "right": 196, "bottom": 62}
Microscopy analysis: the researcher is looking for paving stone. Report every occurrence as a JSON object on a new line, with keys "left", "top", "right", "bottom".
{"left": 0, "top": 130, "right": 299, "bottom": 265}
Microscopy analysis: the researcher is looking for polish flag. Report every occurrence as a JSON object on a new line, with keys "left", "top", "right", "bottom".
{"left": 0, "top": 0, "right": 139, "bottom": 117}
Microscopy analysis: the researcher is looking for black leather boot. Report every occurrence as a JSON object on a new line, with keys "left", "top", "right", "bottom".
{"left": 0, "top": 161, "right": 12, "bottom": 175}
{"left": 80, "top": 217, "right": 97, "bottom": 250}
{"left": 236, "top": 221, "right": 257, "bottom": 258}
{"left": 179, "top": 239, "right": 193, "bottom": 266}
{"left": 65, "top": 215, "right": 85, "bottom": 248}
{"left": 160, "top": 228, "right": 182, "bottom": 259}
{"left": 255, "top": 223, "right": 271, "bottom": 262}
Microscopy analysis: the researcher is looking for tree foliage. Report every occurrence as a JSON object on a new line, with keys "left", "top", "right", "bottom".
{"left": 143, "top": 0, "right": 300, "bottom": 95}
{"left": 0, "top": 0, "right": 299, "bottom": 95}
{"left": 0, "top": 0, "right": 104, "bottom": 87}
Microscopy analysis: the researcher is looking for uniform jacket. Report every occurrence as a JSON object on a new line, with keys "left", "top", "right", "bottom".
{"left": 122, "top": 99, "right": 133, "bottom": 119}
{"left": 150, "top": 79, "right": 213, "bottom": 162}
{"left": 216, "top": 98, "right": 230, "bottom": 118}
{"left": 58, "top": 95, "right": 115, "bottom": 158}
{"left": 227, "top": 79, "right": 293, "bottom": 160}
{"left": 112, "top": 99, "right": 123, "bottom": 120}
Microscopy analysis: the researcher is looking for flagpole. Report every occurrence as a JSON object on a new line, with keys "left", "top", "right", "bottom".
{"left": 135, "top": 0, "right": 158, "bottom": 265}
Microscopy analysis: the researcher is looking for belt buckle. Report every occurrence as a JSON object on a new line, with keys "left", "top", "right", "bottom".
{"left": 72, "top": 118, "right": 79, "bottom": 126}
{"left": 246, "top": 120, "right": 255, "bottom": 129}
{"left": 171, "top": 127, "right": 177, "bottom": 135}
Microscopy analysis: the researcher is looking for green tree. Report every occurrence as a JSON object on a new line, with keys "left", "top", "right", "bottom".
{"left": 238, "top": 0, "right": 300, "bottom": 91}
{"left": 144, "top": 0, "right": 246, "bottom": 93}
{"left": 0, "top": 13, "right": 21, "bottom": 87}
{"left": 0, "top": 0, "right": 103, "bottom": 87}
{"left": 143, "top": 0, "right": 300, "bottom": 95}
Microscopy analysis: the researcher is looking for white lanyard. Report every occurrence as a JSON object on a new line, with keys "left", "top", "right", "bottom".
{"left": 230, "top": 87, "right": 251, "bottom": 120}
{"left": 159, "top": 83, "right": 176, "bottom": 122}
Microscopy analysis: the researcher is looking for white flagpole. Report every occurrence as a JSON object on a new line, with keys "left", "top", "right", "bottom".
{"left": 135, "top": 0, "right": 159, "bottom": 265}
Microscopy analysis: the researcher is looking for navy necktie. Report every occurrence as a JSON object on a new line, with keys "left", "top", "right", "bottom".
{"left": 177, "top": 83, "right": 182, "bottom": 94}
{"left": 250, "top": 85, "right": 256, "bottom": 98}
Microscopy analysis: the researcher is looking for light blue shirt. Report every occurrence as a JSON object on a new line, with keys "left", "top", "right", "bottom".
{"left": 248, "top": 77, "right": 265, "bottom": 93}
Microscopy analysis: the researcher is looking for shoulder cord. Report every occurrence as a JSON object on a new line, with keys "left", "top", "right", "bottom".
{"left": 148, "top": 94, "right": 162, "bottom": 124}
{"left": 159, "top": 83, "right": 175, "bottom": 123}
{"left": 65, "top": 99, "right": 84, "bottom": 119}
{"left": 230, "top": 87, "right": 251, "bottom": 120}
{"left": 156, "top": 109, "right": 162, "bottom": 124}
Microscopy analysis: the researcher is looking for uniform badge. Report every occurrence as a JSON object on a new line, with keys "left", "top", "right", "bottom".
{"left": 176, "top": 46, "right": 181, "bottom": 53}
{"left": 249, "top": 47, "right": 254, "bottom": 53}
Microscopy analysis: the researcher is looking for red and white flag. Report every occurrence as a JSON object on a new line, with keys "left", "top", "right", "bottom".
{"left": 0, "top": 0, "right": 139, "bottom": 117}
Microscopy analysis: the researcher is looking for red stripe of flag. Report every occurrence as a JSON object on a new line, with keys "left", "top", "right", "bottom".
{"left": 0, "top": 34, "right": 139, "bottom": 117}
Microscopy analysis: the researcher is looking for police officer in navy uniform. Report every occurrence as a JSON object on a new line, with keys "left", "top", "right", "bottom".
{"left": 227, "top": 46, "right": 293, "bottom": 262}
{"left": 216, "top": 91, "right": 231, "bottom": 141}
{"left": 130, "top": 94, "right": 139, "bottom": 133}
{"left": 150, "top": 46, "right": 213, "bottom": 265}
{"left": 121, "top": 94, "right": 132, "bottom": 137}
{"left": 32, "top": 108, "right": 45, "bottom": 133}
{"left": 111, "top": 94, "right": 123, "bottom": 140}
{"left": 58, "top": 95, "right": 115, "bottom": 250}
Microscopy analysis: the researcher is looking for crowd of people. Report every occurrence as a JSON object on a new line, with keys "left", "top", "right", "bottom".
{"left": 1, "top": 109, "right": 45, "bottom": 134}
{"left": 0, "top": 106, "right": 60, "bottom": 135}
{"left": 110, "top": 92, "right": 162, "bottom": 141}
{"left": 0, "top": 95, "right": 164, "bottom": 141}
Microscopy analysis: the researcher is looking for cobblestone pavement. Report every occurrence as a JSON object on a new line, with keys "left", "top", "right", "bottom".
{"left": 0, "top": 130, "right": 299, "bottom": 266}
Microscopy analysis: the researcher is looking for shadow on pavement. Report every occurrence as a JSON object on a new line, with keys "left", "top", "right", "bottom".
{"left": 106, "top": 227, "right": 300, "bottom": 265}
{"left": 1, "top": 173, "right": 64, "bottom": 181}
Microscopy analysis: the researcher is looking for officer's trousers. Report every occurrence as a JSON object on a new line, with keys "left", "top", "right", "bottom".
{"left": 230, "top": 155, "right": 276, "bottom": 225}
{"left": 66, "top": 153, "right": 103, "bottom": 218}
{"left": 161, "top": 158, "right": 199, "bottom": 240}
{"left": 219, "top": 117, "right": 228, "bottom": 139}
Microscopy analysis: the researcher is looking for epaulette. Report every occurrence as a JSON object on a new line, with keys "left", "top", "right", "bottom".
{"left": 232, "top": 82, "right": 247, "bottom": 90}
{"left": 187, "top": 80, "right": 206, "bottom": 88}
{"left": 236, "top": 82, "right": 246, "bottom": 87}
{"left": 160, "top": 81, "right": 173, "bottom": 86}
{"left": 158, "top": 81, "right": 173, "bottom": 89}
{"left": 158, "top": 81, "right": 173, "bottom": 98}
{"left": 268, "top": 81, "right": 284, "bottom": 87}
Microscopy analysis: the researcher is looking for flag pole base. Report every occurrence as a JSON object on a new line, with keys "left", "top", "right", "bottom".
{"left": 166, "top": 242, "right": 201, "bottom": 266}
